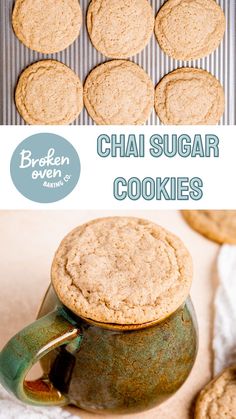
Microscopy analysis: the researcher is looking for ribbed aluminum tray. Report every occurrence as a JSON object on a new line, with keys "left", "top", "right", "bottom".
{"left": 0, "top": 0, "right": 235, "bottom": 125}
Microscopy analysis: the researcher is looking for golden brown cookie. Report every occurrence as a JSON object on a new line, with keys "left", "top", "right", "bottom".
{"left": 155, "top": 0, "right": 225, "bottom": 61}
{"left": 12, "top": 0, "right": 82, "bottom": 54}
{"left": 15, "top": 60, "right": 83, "bottom": 125}
{"left": 51, "top": 217, "right": 193, "bottom": 324}
{"left": 182, "top": 211, "right": 236, "bottom": 244}
{"left": 155, "top": 68, "right": 224, "bottom": 125}
{"left": 84, "top": 60, "right": 154, "bottom": 125}
{"left": 195, "top": 366, "right": 236, "bottom": 419}
{"left": 87, "top": 0, "right": 154, "bottom": 59}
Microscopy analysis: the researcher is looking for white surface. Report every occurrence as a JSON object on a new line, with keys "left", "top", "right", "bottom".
{"left": 0, "top": 126, "right": 236, "bottom": 209}
{"left": 214, "top": 245, "right": 236, "bottom": 375}
{"left": 0, "top": 384, "right": 79, "bottom": 419}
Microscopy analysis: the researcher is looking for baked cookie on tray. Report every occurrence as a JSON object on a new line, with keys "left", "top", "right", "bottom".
{"left": 87, "top": 0, "right": 154, "bottom": 58}
{"left": 182, "top": 211, "right": 236, "bottom": 244}
{"left": 12, "top": 0, "right": 82, "bottom": 54}
{"left": 15, "top": 60, "right": 83, "bottom": 125}
{"left": 84, "top": 60, "right": 154, "bottom": 125}
{"left": 155, "top": 0, "right": 225, "bottom": 61}
{"left": 195, "top": 366, "right": 236, "bottom": 419}
{"left": 155, "top": 68, "right": 225, "bottom": 125}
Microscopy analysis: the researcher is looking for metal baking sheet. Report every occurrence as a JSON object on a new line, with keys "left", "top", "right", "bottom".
{"left": 1, "top": 0, "right": 235, "bottom": 125}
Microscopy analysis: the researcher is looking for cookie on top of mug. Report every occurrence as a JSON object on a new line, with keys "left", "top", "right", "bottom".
{"left": 52, "top": 217, "right": 193, "bottom": 325}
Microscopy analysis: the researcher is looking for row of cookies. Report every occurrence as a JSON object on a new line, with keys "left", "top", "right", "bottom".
{"left": 12, "top": 0, "right": 225, "bottom": 60}
{"left": 16, "top": 59, "right": 224, "bottom": 125}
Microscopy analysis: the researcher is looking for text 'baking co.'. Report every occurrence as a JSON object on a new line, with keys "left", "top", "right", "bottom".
{"left": 10, "top": 133, "right": 80, "bottom": 203}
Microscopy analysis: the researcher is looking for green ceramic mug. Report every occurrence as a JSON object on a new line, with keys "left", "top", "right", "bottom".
{"left": 0, "top": 286, "right": 198, "bottom": 414}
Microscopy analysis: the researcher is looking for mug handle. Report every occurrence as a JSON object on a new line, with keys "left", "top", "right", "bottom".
{"left": 0, "top": 307, "right": 82, "bottom": 406}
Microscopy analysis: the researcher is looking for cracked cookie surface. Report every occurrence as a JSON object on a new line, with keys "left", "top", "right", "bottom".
{"left": 87, "top": 0, "right": 154, "bottom": 59}
{"left": 84, "top": 60, "right": 154, "bottom": 125}
{"left": 155, "top": 0, "right": 225, "bottom": 61}
{"left": 155, "top": 68, "right": 224, "bottom": 125}
{"left": 195, "top": 366, "right": 236, "bottom": 419}
{"left": 12, "top": 0, "right": 82, "bottom": 54}
{"left": 51, "top": 217, "right": 192, "bottom": 324}
{"left": 182, "top": 211, "right": 236, "bottom": 244}
{"left": 15, "top": 60, "right": 83, "bottom": 125}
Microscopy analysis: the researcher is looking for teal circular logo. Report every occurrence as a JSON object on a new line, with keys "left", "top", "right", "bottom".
{"left": 10, "top": 133, "right": 81, "bottom": 203}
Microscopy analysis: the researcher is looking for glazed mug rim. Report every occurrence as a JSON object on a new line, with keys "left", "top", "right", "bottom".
{"left": 38, "top": 285, "right": 191, "bottom": 331}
